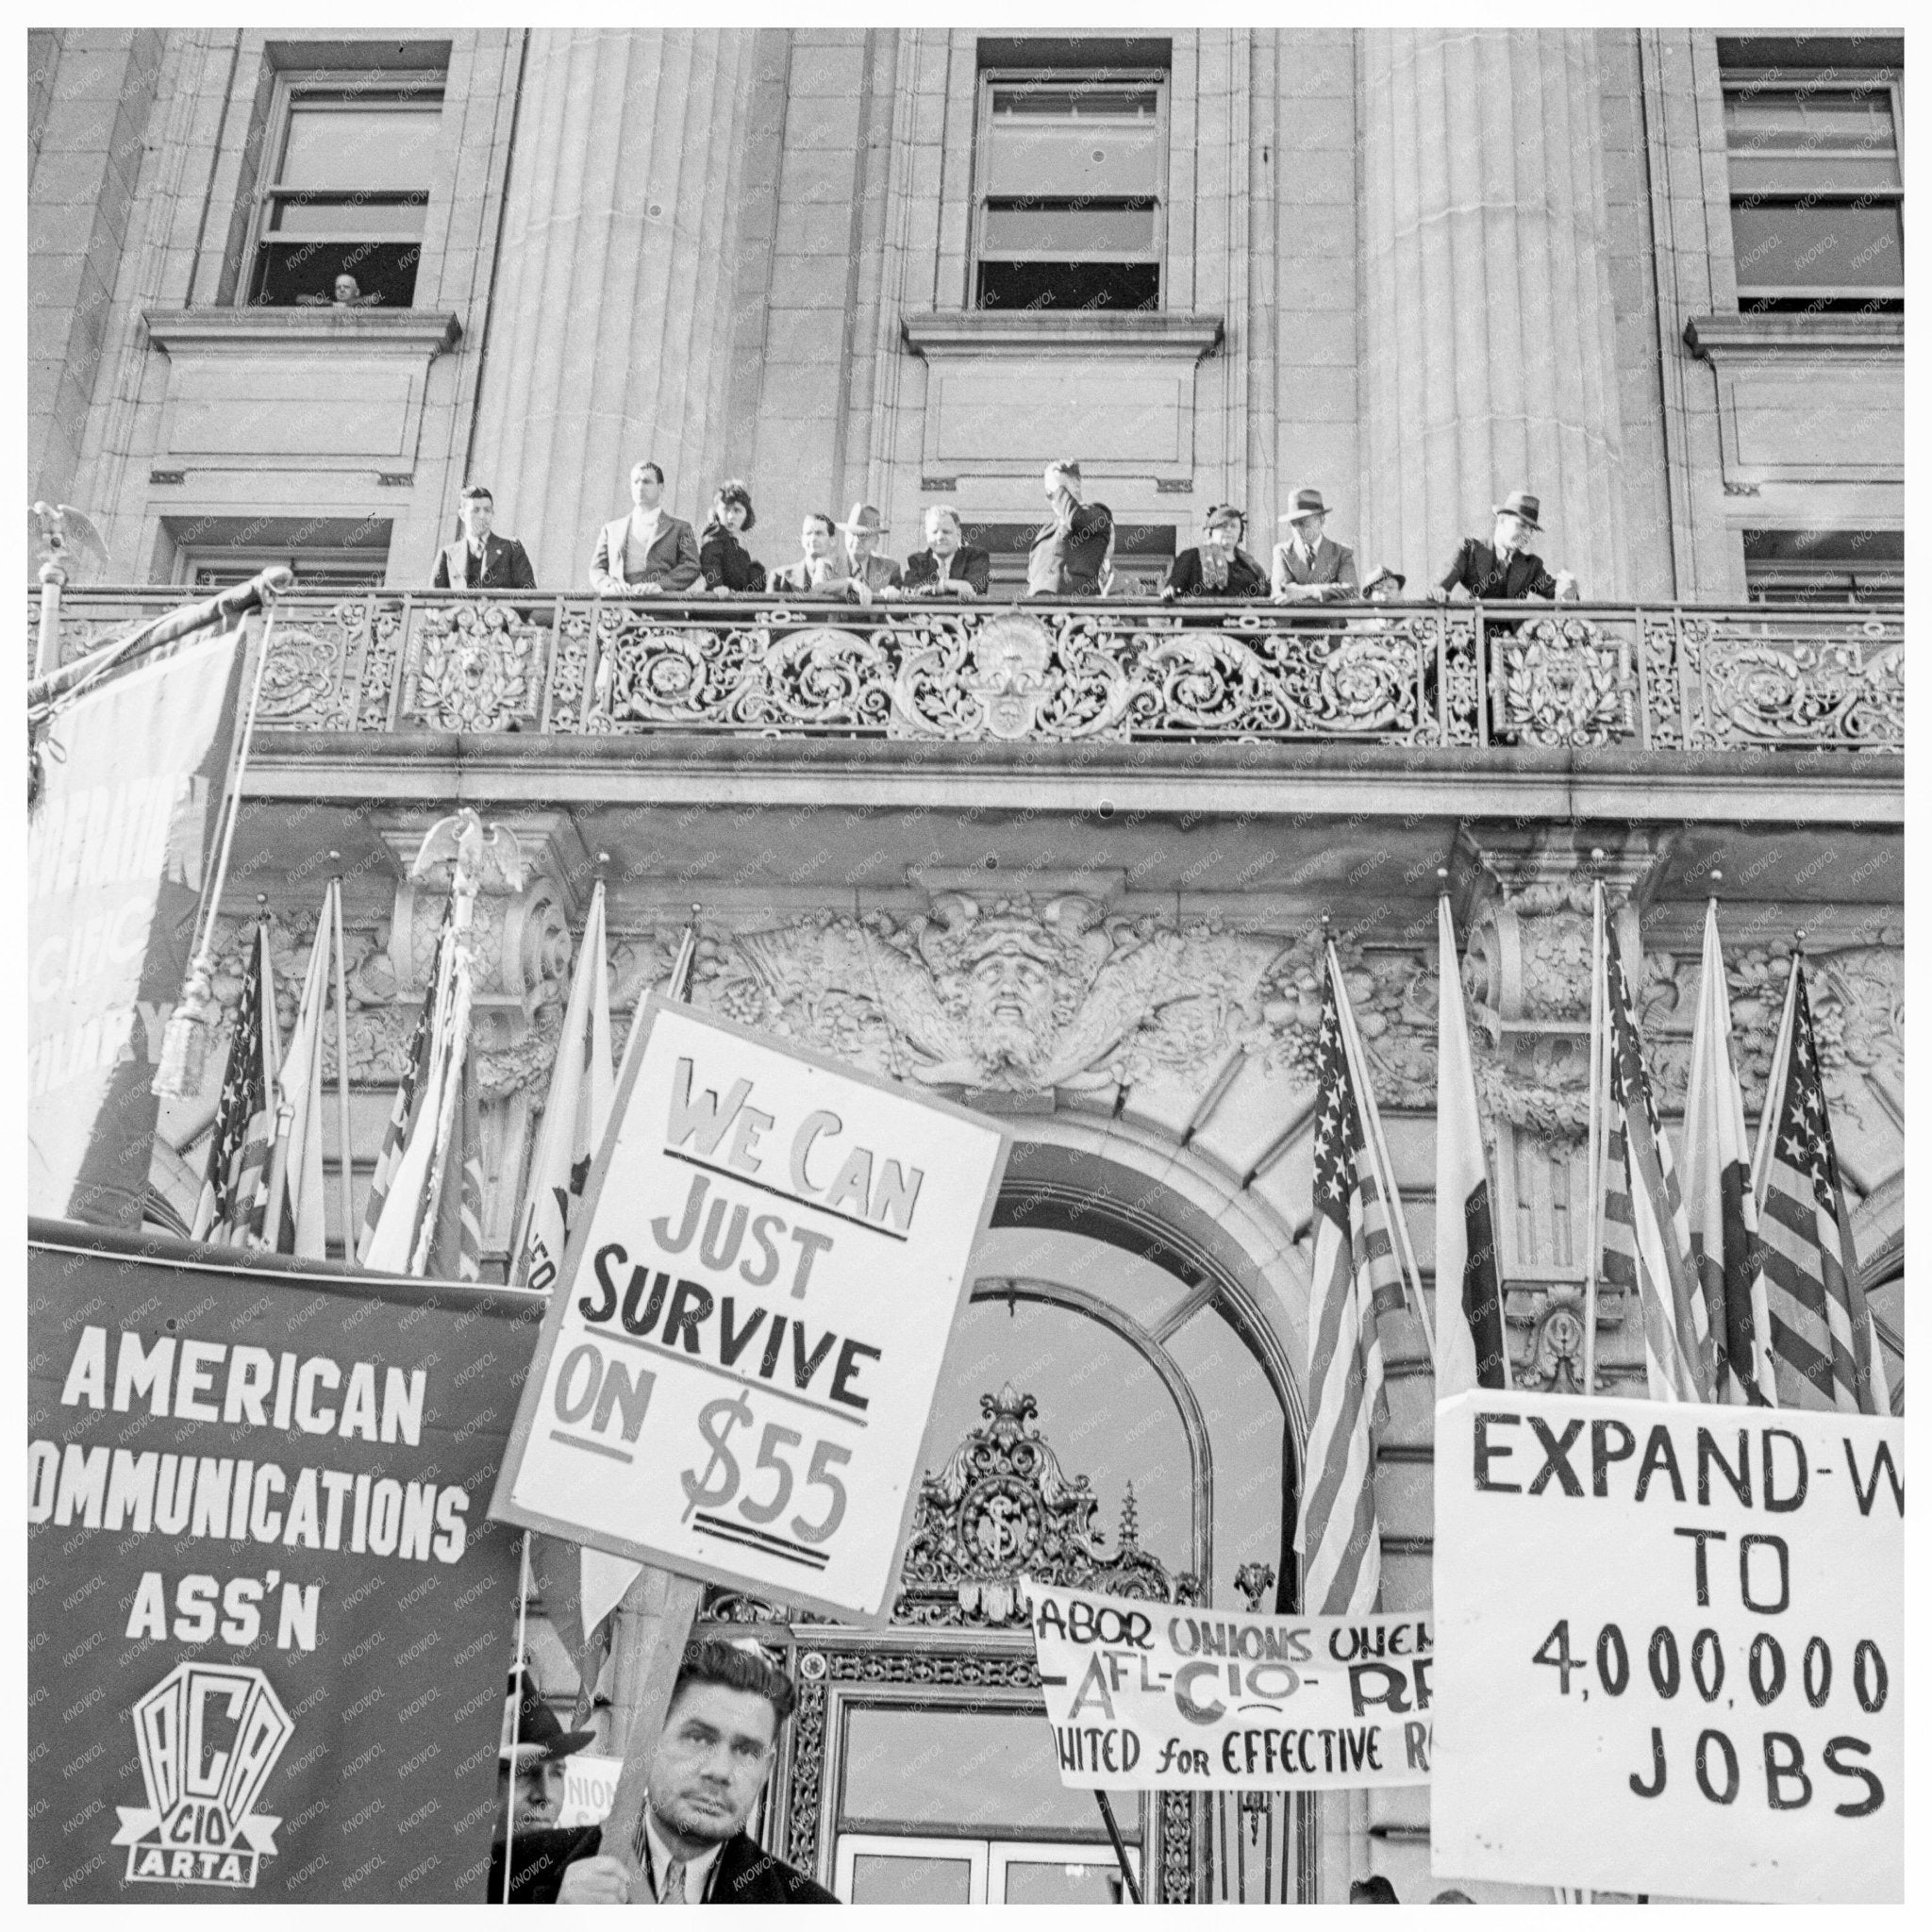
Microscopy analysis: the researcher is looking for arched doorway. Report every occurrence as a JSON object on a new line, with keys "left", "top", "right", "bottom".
{"left": 694, "top": 1128, "right": 1317, "bottom": 1903}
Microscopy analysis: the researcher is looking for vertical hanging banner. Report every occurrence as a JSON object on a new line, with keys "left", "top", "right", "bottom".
{"left": 491, "top": 997, "right": 1010, "bottom": 1620}
{"left": 1431, "top": 1389, "right": 1903, "bottom": 1903}
{"left": 27, "top": 1224, "right": 546, "bottom": 1902}
{"left": 28, "top": 617, "right": 250, "bottom": 1226}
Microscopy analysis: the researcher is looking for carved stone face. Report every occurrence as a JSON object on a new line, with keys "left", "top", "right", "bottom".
{"left": 963, "top": 947, "right": 1057, "bottom": 1070}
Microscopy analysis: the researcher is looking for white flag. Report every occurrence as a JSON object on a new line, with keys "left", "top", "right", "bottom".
{"left": 274, "top": 883, "right": 336, "bottom": 1258}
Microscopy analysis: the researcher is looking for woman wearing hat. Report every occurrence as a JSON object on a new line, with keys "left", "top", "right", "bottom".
{"left": 838, "top": 503, "right": 903, "bottom": 597}
{"left": 699, "top": 481, "right": 767, "bottom": 595}
{"left": 1433, "top": 490, "right": 1579, "bottom": 602}
{"left": 1160, "top": 505, "right": 1268, "bottom": 600}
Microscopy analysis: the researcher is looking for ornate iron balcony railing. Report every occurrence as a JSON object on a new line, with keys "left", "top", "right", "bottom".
{"left": 35, "top": 590, "right": 1903, "bottom": 754}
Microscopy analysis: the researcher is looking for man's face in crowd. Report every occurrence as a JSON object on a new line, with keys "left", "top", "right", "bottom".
{"left": 1044, "top": 464, "right": 1078, "bottom": 506}
{"left": 1291, "top": 511, "right": 1325, "bottom": 549}
{"left": 925, "top": 511, "right": 960, "bottom": 558}
{"left": 631, "top": 465, "right": 664, "bottom": 512}
{"left": 334, "top": 275, "right": 359, "bottom": 304}
{"left": 646, "top": 1683, "right": 778, "bottom": 1846}
{"left": 460, "top": 495, "right": 494, "bottom": 543}
{"left": 1493, "top": 511, "right": 1533, "bottom": 554}
{"left": 846, "top": 525, "right": 879, "bottom": 563}
{"left": 497, "top": 1756, "right": 565, "bottom": 1835}
{"left": 801, "top": 517, "right": 833, "bottom": 561}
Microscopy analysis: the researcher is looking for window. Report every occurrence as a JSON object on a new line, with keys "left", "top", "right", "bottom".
{"left": 246, "top": 71, "right": 444, "bottom": 308}
{"left": 973, "top": 72, "right": 1166, "bottom": 310}
{"left": 1742, "top": 529, "right": 1903, "bottom": 604}
{"left": 1721, "top": 43, "right": 1903, "bottom": 309}
{"left": 166, "top": 515, "right": 393, "bottom": 591}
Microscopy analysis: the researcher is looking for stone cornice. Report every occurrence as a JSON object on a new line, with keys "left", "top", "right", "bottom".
{"left": 141, "top": 307, "right": 464, "bottom": 356}
{"left": 1683, "top": 313, "right": 1903, "bottom": 361}
{"left": 901, "top": 309, "right": 1224, "bottom": 360}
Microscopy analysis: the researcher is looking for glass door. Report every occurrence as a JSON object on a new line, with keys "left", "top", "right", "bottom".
{"left": 835, "top": 1833, "right": 988, "bottom": 1904}
{"left": 991, "top": 1840, "right": 1140, "bottom": 1905}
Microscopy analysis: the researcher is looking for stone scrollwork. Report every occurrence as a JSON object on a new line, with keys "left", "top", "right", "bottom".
{"left": 1507, "top": 1281, "right": 1630, "bottom": 1393}
{"left": 408, "top": 601, "right": 543, "bottom": 732}
{"left": 258, "top": 617, "right": 357, "bottom": 728}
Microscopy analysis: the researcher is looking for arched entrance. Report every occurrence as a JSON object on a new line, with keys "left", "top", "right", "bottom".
{"left": 693, "top": 1127, "right": 1319, "bottom": 1903}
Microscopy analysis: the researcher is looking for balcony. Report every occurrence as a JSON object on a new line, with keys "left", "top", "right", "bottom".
{"left": 39, "top": 590, "right": 1903, "bottom": 758}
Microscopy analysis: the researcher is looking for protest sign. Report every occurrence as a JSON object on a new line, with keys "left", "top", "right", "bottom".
{"left": 557, "top": 1752, "right": 623, "bottom": 1828}
{"left": 491, "top": 996, "right": 1009, "bottom": 1621}
{"left": 1025, "top": 1579, "right": 1432, "bottom": 1790}
{"left": 27, "top": 1222, "right": 545, "bottom": 1903}
{"left": 28, "top": 618, "right": 249, "bottom": 1226}
{"left": 1431, "top": 1389, "right": 1902, "bottom": 1904}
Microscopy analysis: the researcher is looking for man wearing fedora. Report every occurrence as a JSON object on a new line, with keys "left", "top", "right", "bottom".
{"left": 1270, "top": 487, "right": 1359, "bottom": 602}
{"left": 488, "top": 1669, "right": 599, "bottom": 1904}
{"left": 1433, "top": 491, "right": 1580, "bottom": 602}
{"left": 839, "top": 503, "right": 903, "bottom": 597}
{"left": 556, "top": 1638, "right": 838, "bottom": 1905}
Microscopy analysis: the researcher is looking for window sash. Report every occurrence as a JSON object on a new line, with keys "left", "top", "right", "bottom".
{"left": 979, "top": 200, "right": 1158, "bottom": 261}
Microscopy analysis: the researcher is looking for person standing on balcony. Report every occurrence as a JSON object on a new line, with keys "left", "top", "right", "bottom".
{"left": 902, "top": 506, "right": 991, "bottom": 599}
{"left": 699, "top": 480, "right": 767, "bottom": 594}
{"left": 1270, "top": 487, "right": 1359, "bottom": 602}
{"left": 1432, "top": 491, "right": 1579, "bottom": 603}
{"left": 433, "top": 484, "right": 537, "bottom": 590}
{"left": 1027, "top": 460, "right": 1113, "bottom": 597}
{"left": 1161, "top": 504, "right": 1269, "bottom": 600}
{"left": 770, "top": 512, "right": 870, "bottom": 602}
{"left": 839, "top": 504, "right": 903, "bottom": 597}
{"left": 589, "top": 460, "right": 703, "bottom": 596}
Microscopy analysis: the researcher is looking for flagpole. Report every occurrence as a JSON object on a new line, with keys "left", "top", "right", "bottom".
{"left": 502, "top": 1531, "right": 532, "bottom": 1906}
{"left": 1581, "top": 861, "right": 1607, "bottom": 1399}
{"left": 1327, "top": 929, "right": 1435, "bottom": 1364}
{"left": 328, "top": 870, "right": 356, "bottom": 1262}
{"left": 1751, "top": 937, "right": 1802, "bottom": 1212}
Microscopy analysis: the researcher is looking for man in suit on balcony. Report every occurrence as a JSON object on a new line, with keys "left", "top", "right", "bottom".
{"left": 840, "top": 503, "right": 904, "bottom": 597}
{"left": 902, "top": 506, "right": 991, "bottom": 599}
{"left": 1432, "top": 490, "right": 1580, "bottom": 603}
{"left": 1027, "top": 460, "right": 1113, "bottom": 597}
{"left": 433, "top": 485, "right": 537, "bottom": 590}
{"left": 589, "top": 460, "right": 703, "bottom": 596}
{"left": 1270, "top": 487, "right": 1359, "bottom": 602}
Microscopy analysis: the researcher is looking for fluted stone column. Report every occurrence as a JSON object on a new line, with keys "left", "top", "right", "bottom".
{"left": 468, "top": 30, "right": 757, "bottom": 583}
{"left": 1358, "top": 30, "right": 1630, "bottom": 596}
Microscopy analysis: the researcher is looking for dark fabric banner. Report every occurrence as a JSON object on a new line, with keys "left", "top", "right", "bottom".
{"left": 27, "top": 1223, "right": 545, "bottom": 1903}
{"left": 27, "top": 618, "right": 248, "bottom": 1227}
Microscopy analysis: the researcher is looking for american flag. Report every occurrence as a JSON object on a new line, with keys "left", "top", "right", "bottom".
{"left": 1601, "top": 923, "right": 1711, "bottom": 1402}
{"left": 192, "top": 922, "right": 278, "bottom": 1246}
{"left": 354, "top": 910, "right": 446, "bottom": 1265}
{"left": 1293, "top": 951, "right": 1407, "bottom": 1616}
{"left": 1757, "top": 960, "right": 1885, "bottom": 1414}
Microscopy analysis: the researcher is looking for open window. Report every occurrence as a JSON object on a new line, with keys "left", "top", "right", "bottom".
{"left": 244, "top": 69, "right": 445, "bottom": 308}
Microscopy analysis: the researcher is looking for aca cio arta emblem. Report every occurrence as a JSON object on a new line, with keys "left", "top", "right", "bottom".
{"left": 111, "top": 1661, "right": 293, "bottom": 1888}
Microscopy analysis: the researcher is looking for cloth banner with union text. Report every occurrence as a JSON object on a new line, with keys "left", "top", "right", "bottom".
{"left": 1025, "top": 1579, "right": 1432, "bottom": 1790}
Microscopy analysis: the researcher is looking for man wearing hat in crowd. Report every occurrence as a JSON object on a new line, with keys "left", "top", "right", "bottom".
{"left": 1159, "top": 504, "right": 1269, "bottom": 600}
{"left": 1027, "top": 460, "right": 1113, "bottom": 597}
{"left": 556, "top": 1637, "right": 838, "bottom": 1905}
{"left": 488, "top": 1668, "right": 599, "bottom": 1904}
{"left": 838, "top": 503, "right": 903, "bottom": 597}
{"left": 1433, "top": 490, "right": 1579, "bottom": 602}
{"left": 1271, "top": 486, "right": 1360, "bottom": 602}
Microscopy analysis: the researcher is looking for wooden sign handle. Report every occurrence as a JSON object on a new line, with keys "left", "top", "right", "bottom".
{"left": 600, "top": 1567, "right": 706, "bottom": 1885}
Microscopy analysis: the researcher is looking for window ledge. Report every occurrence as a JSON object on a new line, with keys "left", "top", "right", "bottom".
{"left": 902, "top": 309, "right": 1224, "bottom": 360}
{"left": 142, "top": 307, "right": 463, "bottom": 356}
{"left": 1684, "top": 313, "right": 1902, "bottom": 360}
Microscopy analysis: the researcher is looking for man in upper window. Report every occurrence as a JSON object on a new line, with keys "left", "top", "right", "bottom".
{"left": 1027, "top": 460, "right": 1113, "bottom": 597}
{"left": 589, "top": 460, "right": 703, "bottom": 596}
{"left": 555, "top": 1639, "right": 838, "bottom": 1905}
{"left": 839, "top": 504, "right": 903, "bottom": 597}
{"left": 433, "top": 485, "right": 538, "bottom": 591}
{"left": 1270, "top": 487, "right": 1359, "bottom": 603}
{"left": 1433, "top": 491, "right": 1580, "bottom": 603}
{"left": 902, "top": 506, "right": 991, "bottom": 600}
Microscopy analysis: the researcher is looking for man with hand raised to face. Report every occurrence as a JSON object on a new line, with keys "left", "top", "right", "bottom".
{"left": 555, "top": 1639, "right": 837, "bottom": 1905}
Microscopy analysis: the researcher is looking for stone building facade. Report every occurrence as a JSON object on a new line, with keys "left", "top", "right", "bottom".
{"left": 30, "top": 25, "right": 1902, "bottom": 1907}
